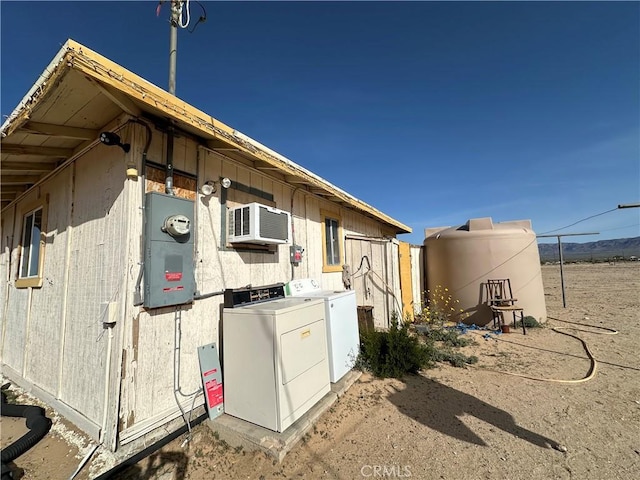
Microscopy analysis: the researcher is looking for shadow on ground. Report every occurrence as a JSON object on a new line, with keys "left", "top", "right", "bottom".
{"left": 388, "top": 374, "right": 558, "bottom": 449}
{"left": 117, "top": 451, "right": 189, "bottom": 480}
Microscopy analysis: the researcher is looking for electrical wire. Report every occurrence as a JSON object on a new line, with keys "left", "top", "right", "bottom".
{"left": 538, "top": 207, "right": 618, "bottom": 235}
{"left": 350, "top": 255, "right": 371, "bottom": 278}
{"left": 173, "top": 307, "right": 202, "bottom": 445}
{"left": 188, "top": 1, "right": 207, "bottom": 33}
{"left": 178, "top": 0, "right": 191, "bottom": 29}
{"left": 350, "top": 255, "right": 403, "bottom": 317}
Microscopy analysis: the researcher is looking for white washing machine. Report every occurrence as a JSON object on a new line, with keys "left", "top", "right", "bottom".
{"left": 285, "top": 279, "right": 360, "bottom": 383}
{"left": 223, "top": 296, "right": 330, "bottom": 432}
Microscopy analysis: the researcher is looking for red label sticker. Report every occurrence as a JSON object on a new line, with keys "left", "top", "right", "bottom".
{"left": 203, "top": 368, "right": 218, "bottom": 377}
{"left": 165, "top": 272, "right": 182, "bottom": 281}
{"left": 205, "top": 379, "right": 223, "bottom": 408}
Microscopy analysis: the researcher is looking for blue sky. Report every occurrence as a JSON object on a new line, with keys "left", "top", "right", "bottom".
{"left": 2, "top": 1, "right": 638, "bottom": 245}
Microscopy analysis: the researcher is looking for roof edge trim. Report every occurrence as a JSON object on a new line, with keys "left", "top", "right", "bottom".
{"left": 1, "top": 39, "right": 75, "bottom": 136}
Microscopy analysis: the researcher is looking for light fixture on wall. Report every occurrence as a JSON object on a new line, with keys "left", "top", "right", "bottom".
{"left": 200, "top": 177, "right": 232, "bottom": 196}
{"left": 200, "top": 181, "right": 216, "bottom": 196}
{"left": 99, "top": 131, "right": 130, "bottom": 153}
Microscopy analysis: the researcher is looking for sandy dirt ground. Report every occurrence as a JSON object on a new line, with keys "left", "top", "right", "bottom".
{"left": 2, "top": 262, "right": 639, "bottom": 479}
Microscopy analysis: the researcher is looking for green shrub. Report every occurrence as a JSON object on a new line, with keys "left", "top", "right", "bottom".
{"left": 355, "top": 314, "right": 435, "bottom": 378}
{"left": 516, "top": 316, "right": 543, "bottom": 328}
{"left": 423, "top": 327, "right": 473, "bottom": 347}
{"left": 433, "top": 349, "right": 479, "bottom": 368}
{"left": 355, "top": 314, "right": 480, "bottom": 378}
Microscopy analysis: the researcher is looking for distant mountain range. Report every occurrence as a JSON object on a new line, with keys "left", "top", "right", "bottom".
{"left": 538, "top": 236, "right": 640, "bottom": 262}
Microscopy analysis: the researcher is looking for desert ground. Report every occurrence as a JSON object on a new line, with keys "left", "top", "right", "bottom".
{"left": 2, "top": 262, "right": 639, "bottom": 479}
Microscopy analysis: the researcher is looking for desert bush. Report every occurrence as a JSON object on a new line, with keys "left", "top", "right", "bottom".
{"left": 355, "top": 313, "right": 435, "bottom": 378}
{"left": 423, "top": 327, "right": 474, "bottom": 347}
{"left": 516, "top": 315, "right": 543, "bottom": 328}
{"left": 355, "top": 313, "right": 479, "bottom": 378}
{"left": 432, "top": 349, "right": 479, "bottom": 368}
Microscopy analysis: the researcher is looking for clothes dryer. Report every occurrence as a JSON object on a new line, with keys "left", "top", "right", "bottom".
{"left": 223, "top": 295, "right": 330, "bottom": 432}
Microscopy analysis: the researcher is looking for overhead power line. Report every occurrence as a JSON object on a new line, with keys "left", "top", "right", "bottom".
{"left": 539, "top": 208, "right": 617, "bottom": 235}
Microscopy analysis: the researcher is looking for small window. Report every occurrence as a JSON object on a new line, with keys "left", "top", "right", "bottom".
{"left": 321, "top": 211, "right": 343, "bottom": 273}
{"left": 16, "top": 202, "right": 47, "bottom": 288}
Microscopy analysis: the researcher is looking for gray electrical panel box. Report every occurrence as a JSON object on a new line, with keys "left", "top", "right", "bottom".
{"left": 144, "top": 192, "right": 195, "bottom": 308}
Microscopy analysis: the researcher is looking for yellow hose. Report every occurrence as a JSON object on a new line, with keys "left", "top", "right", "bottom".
{"left": 472, "top": 316, "right": 618, "bottom": 384}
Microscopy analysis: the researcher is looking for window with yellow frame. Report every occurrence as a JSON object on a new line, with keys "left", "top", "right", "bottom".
{"left": 321, "top": 210, "right": 343, "bottom": 272}
{"left": 16, "top": 197, "right": 48, "bottom": 288}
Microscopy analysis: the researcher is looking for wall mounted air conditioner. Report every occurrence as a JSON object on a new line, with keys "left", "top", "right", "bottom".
{"left": 228, "top": 202, "right": 291, "bottom": 245}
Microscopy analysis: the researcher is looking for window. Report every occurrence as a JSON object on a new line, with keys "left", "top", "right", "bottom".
{"left": 321, "top": 211, "right": 343, "bottom": 272}
{"left": 16, "top": 201, "right": 47, "bottom": 288}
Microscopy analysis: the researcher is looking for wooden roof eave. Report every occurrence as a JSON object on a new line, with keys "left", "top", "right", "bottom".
{"left": 67, "top": 41, "right": 411, "bottom": 234}
{"left": 2, "top": 40, "right": 411, "bottom": 234}
{"left": 1, "top": 46, "right": 73, "bottom": 139}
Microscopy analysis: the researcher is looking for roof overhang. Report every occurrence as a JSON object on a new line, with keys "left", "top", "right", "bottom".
{"left": 1, "top": 39, "right": 411, "bottom": 234}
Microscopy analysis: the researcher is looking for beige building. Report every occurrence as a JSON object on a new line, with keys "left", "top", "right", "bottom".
{"left": 0, "top": 40, "right": 412, "bottom": 459}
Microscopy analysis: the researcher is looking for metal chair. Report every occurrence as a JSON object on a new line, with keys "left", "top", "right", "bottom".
{"left": 486, "top": 278, "right": 526, "bottom": 334}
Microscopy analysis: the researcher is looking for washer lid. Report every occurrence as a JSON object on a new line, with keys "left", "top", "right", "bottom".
{"left": 297, "top": 289, "right": 355, "bottom": 301}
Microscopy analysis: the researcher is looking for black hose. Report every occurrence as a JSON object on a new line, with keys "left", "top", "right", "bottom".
{"left": 1, "top": 402, "right": 44, "bottom": 419}
{"left": 1, "top": 390, "right": 52, "bottom": 465}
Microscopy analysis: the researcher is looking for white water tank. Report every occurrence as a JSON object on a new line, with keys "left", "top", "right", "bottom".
{"left": 424, "top": 217, "right": 546, "bottom": 326}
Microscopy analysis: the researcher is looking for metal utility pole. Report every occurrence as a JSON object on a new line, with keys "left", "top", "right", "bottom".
{"left": 169, "top": 1, "right": 180, "bottom": 95}
{"left": 537, "top": 232, "right": 598, "bottom": 307}
{"left": 165, "top": 0, "right": 182, "bottom": 195}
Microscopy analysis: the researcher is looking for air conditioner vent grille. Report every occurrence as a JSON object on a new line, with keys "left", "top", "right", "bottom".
{"left": 259, "top": 206, "right": 289, "bottom": 241}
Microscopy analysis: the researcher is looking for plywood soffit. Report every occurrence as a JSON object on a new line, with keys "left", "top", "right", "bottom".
{"left": 18, "top": 122, "right": 98, "bottom": 140}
